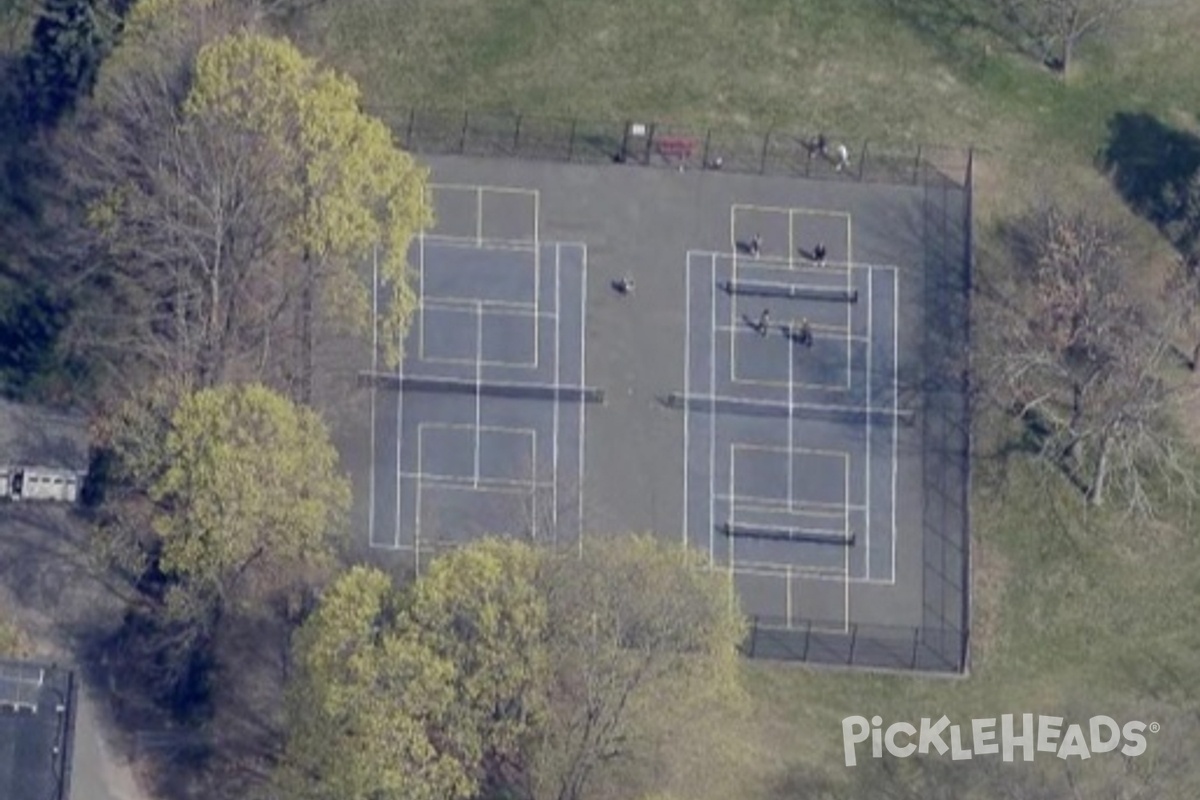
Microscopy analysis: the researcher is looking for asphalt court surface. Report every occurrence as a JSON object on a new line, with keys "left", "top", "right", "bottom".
{"left": 367, "top": 184, "right": 587, "bottom": 567}
{"left": 355, "top": 159, "right": 955, "bottom": 650}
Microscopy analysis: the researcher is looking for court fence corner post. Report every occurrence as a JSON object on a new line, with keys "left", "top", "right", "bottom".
{"left": 645, "top": 122, "right": 657, "bottom": 166}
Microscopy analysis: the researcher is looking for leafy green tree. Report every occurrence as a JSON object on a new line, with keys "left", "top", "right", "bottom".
{"left": 281, "top": 537, "right": 745, "bottom": 800}
{"left": 280, "top": 566, "right": 477, "bottom": 800}
{"left": 150, "top": 382, "right": 350, "bottom": 603}
{"left": 0, "top": 616, "right": 30, "bottom": 658}
{"left": 533, "top": 535, "right": 745, "bottom": 800}
{"left": 62, "top": 24, "right": 429, "bottom": 395}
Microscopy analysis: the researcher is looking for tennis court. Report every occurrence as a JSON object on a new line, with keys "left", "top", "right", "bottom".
{"left": 349, "top": 154, "right": 971, "bottom": 671}
{"left": 364, "top": 184, "right": 596, "bottom": 570}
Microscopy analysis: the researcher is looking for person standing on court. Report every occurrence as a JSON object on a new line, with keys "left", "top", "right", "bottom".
{"left": 750, "top": 233, "right": 762, "bottom": 258}
{"left": 813, "top": 243, "right": 827, "bottom": 265}
{"left": 798, "top": 317, "right": 814, "bottom": 348}
{"left": 758, "top": 308, "right": 770, "bottom": 336}
{"left": 835, "top": 143, "right": 850, "bottom": 172}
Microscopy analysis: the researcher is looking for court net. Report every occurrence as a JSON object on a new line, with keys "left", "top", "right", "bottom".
{"left": 360, "top": 371, "right": 605, "bottom": 403}
{"left": 722, "top": 521, "right": 856, "bottom": 546}
{"left": 724, "top": 279, "right": 857, "bottom": 303}
{"left": 666, "top": 392, "right": 915, "bottom": 425}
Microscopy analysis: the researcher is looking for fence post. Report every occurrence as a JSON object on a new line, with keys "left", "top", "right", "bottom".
{"left": 759, "top": 130, "right": 770, "bottom": 174}
{"left": 645, "top": 123, "right": 657, "bottom": 165}
{"left": 405, "top": 107, "right": 416, "bottom": 150}
{"left": 802, "top": 620, "right": 812, "bottom": 660}
{"left": 913, "top": 143, "right": 923, "bottom": 185}
{"left": 460, "top": 110, "right": 469, "bottom": 153}
{"left": 701, "top": 128, "right": 711, "bottom": 169}
{"left": 857, "top": 140, "right": 868, "bottom": 181}
{"left": 513, "top": 113, "right": 522, "bottom": 155}
{"left": 618, "top": 120, "right": 632, "bottom": 163}
{"left": 848, "top": 623, "right": 858, "bottom": 665}
{"left": 911, "top": 628, "right": 921, "bottom": 669}
{"left": 567, "top": 117, "right": 577, "bottom": 162}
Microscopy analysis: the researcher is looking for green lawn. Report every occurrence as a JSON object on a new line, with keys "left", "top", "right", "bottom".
{"left": 285, "top": 1, "right": 1200, "bottom": 796}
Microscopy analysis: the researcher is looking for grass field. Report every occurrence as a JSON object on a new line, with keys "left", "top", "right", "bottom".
{"left": 284, "top": 1, "right": 1200, "bottom": 796}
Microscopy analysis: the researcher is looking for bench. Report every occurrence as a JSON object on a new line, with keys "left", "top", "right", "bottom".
{"left": 656, "top": 136, "right": 697, "bottom": 161}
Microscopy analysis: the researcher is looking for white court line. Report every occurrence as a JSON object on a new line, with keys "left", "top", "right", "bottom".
{"left": 552, "top": 243, "right": 560, "bottom": 535}
{"left": 786, "top": 564, "right": 793, "bottom": 628}
{"left": 396, "top": 302, "right": 406, "bottom": 559}
{"left": 845, "top": 219, "right": 853, "bottom": 419}
{"left": 369, "top": 244, "right": 377, "bottom": 547}
{"left": 710, "top": 254, "right": 718, "bottom": 568}
{"left": 891, "top": 268, "right": 900, "bottom": 582}
{"left": 866, "top": 262, "right": 873, "bottom": 579}
{"left": 578, "top": 244, "right": 588, "bottom": 555}
{"left": 716, "top": 493, "right": 866, "bottom": 514}
{"left": 404, "top": 472, "right": 538, "bottom": 492}
{"left": 787, "top": 330, "right": 794, "bottom": 510}
{"left": 682, "top": 256, "right": 691, "bottom": 548}
{"left": 476, "top": 187, "right": 483, "bottom": 247}
{"left": 422, "top": 297, "right": 554, "bottom": 318}
{"left": 423, "top": 234, "right": 539, "bottom": 252}
{"left": 533, "top": 189, "right": 541, "bottom": 315}
{"left": 474, "top": 301, "right": 483, "bottom": 488}
{"left": 688, "top": 248, "right": 901, "bottom": 273}
{"left": 787, "top": 209, "right": 795, "bottom": 269}
{"left": 732, "top": 202, "right": 852, "bottom": 220}
{"left": 682, "top": 392, "right": 912, "bottom": 421}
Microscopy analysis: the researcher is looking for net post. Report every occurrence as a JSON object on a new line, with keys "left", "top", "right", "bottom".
{"left": 513, "top": 113, "right": 522, "bottom": 154}
{"left": 460, "top": 110, "right": 469, "bottom": 152}
{"left": 405, "top": 107, "right": 416, "bottom": 150}
{"left": 857, "top": 140, "right": 868, "bottom": 181}
{"left": 759, "top": 129, "right": 770, "bottom": 174}
{"left": 701, "top": 128, "right": 711, "bottom": 169}
{"left": 567, "top": 117, "right": 578, "bottom": 161}
{"left": 913, "top": 143, "right": 923, "bottom": 185}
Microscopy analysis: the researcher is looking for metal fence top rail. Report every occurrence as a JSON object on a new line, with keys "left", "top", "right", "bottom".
{"left": 369, "top": 106, "right": 973, "bottom": 189}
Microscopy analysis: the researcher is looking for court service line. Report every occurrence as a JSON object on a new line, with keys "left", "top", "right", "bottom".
{"left": 578, "top": 244, "right": 588, "bottom": 555}
{"left": 402, "top": 471, "right": 539, "bottom": 493}
{"left": 732, "top": 202, "right": 852, "bottom": 221}
{"left": 474, "top": 302, "right": 483, "bottom": 488}
{"left": 476, "top": 187, "right": 483, "bottom": 247}
{"left": 866, "top": 262, "right": 873, "bottom": 579}
{"left": 682, "top": 258, "right": 691, "bottom": 548}
{"left": 787, "top": 209, "right": 795, "bottom": 269}
{"left": 709, "top": 254, "right": 718, "bottom": 569}
{"left": 891, "top": 268, "right": 900, "bottom": 582}
{"left": 368, "top": 244, "right": 378, "bottom": 548}
{"left": 786, "top": 564, "right": 793, "bottom": 628}
{"left": 715, "top": 493, "right": 867, "bottom": 515}
{"left": 788, "top": 331, "right": 794, "bottom": 511}
{"left": 552, "top": 243, "right": 560, "bottom": 532}
{"left": 421, "top": 297, "right": 558, "bottom": 320}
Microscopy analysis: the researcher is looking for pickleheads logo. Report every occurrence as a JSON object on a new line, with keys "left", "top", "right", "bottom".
{"left": 842, "top": 715, "right": 1159, "bottom": 766}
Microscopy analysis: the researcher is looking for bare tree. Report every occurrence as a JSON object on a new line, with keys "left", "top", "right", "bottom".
{"left": 999, "top": 0, "right": 1143, "bottom": 77}
{"left": 986, "top": 203, "right": 1197, "bottom": 513}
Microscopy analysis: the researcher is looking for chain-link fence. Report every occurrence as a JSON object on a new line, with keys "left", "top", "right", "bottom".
{"left": 371, "top": 106, "right": 971, "bottom": 189}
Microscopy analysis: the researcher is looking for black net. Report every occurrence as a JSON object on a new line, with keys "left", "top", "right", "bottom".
{"left": 666, "top": 393, "right": 915, "bottom": 426}
{"left": 722, "top": 522, "right": 855, "bottom": 545}
{"left": 724, "top": 280, "right": 858, "bottom": 303}
{"left": 360, "top": 372, "right": 605, "bottom": 403}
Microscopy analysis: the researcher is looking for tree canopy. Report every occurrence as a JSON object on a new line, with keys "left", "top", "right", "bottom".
{"left": 61, "top": 24, "right": 430, "bottom": 395}
{"left": 280, "top": 536, "right": 745, "bottom": 800}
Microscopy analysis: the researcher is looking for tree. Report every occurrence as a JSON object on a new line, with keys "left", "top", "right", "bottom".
{"left": 986, "top": 203, "right": 1195, "bottom": 513}
{"left": 279, "top": 566, "right": 478, "bottom": 800}
{"left": 280, "top": 536, "right": 746, "bottom": 800}
{"left": 998, "top": 0, "right": 1142, "bottom": 77}
{"left": 20, "top": 0, "right": 128, "bottom": 127}
{"left": 149, "top": 382, "right": 350, "bottom": 603}
{"left": 59, "top": 23, "right": 430, "bottom": 397}
{"left": 0, "top": 616, "right": 31, "bottom": 658}
{"left": 532, "top": 535, "right": 745, "bottom": 800}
